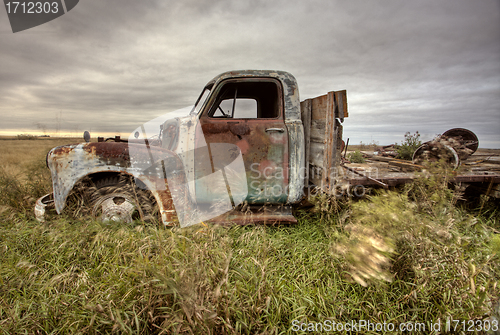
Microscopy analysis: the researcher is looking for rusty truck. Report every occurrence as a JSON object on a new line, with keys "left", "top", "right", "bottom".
{"left": 35, "top": 70, "right": 500, "bottom": 227}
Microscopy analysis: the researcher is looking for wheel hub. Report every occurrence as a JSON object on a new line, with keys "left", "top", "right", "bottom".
{"left": 92, "top": 193, "right": 138, "bottom": 223}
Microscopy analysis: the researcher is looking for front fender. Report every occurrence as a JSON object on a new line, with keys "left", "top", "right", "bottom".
{"left": 47, "top": 142, "right": 186, "bottom": 224}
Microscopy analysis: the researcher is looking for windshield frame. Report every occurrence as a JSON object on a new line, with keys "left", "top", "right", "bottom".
{"left": 189, "top": 84, "right": 213, "bottom": 116}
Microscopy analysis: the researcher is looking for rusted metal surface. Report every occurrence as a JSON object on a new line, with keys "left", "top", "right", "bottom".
{"left": 39, "top": 70, "right": 309, "bottom": 227}
{"left": 285, "top": 120, "right": 305, "bottom": 203}
{"left": 37, "top": 67, "right": 498, "bottom": 226}
{"left": 206, "top": 205, "right": 297, "bottom": 225}
{"left": 413, "top": 128, "right": 480, "bottom": 168}
{"left": 442, "top": 128, "right": 479, "bottom": 156}
{"left": 34, "top": 193, "right": 54, "bottom": 222}
{"left": 301, "top": 99, "right": 312, "bottom": 178}
{"left": 46, "top": 141, "right": 185, "bottom": 225}
{"left": 194, "top": 75, "right": 302, "bottom": 207}
{"left": 204, "top": 70, "right": 302, "bottom": 122}
{"left": 199, "top": 110, "right": 289, "bottom": 205}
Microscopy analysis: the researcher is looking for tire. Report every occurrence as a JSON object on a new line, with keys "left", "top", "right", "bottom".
{"left": 88, "top": 175, "right": 157, "bottom": 223}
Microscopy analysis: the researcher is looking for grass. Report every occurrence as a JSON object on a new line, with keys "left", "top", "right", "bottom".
{"left": 0, "top": 137, "right": 81, "bottom": 180}
{"left": 0, "top": 140, "right": 499, "bottom": 334}
{"left": 347, "top": 150, "right": 365, "bottom": 163}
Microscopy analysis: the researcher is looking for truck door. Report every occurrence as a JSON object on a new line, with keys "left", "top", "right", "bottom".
{"left": 196, "top": 78, "right": 289, "bottom": 205}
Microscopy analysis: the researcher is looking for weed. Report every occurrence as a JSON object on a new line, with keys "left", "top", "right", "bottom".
{"left": 395, "top": 131, "right": 422, "bottom": 160}
{"left": 331, "top": 163, "right": 499, "bottom": 325}
{"left": 348, "top": 150, "right": 366, "bottom": 163}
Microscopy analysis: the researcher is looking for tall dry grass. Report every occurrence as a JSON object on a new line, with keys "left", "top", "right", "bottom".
{"left": 0, "top": 139, "right": 499, "bottom": 334}
{"left": 0, "top": 138, "right": 82, "bottom": 180}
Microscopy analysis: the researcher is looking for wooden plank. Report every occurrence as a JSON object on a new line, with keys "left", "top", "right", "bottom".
{"left": 334, "top": 90, "right": 348, "bottom": 119}
{"left": 322, "top": 91, "right": 336, "bottom": 191}
{"left": 300, "top": 89, "right": 348, "bottom": 191}
{"left": 308, "top": 165, "right": 323, "bottom": 188}
{"left": 311, "top": 94, "right": 328, "bottom": 121}
{"left": 484, "top": 159, "right": 500, "bottom": 165}
{"left": 309, "top": 142, "right": 324, "bottom": 167}
{"left": 388, "top": 161, "right": 422, "bottom": 171}
{"left": 364, "top": 153, "right": 420, "bottom": 165}
{"left": 343, "top": 165, "right": 388, "bottom": 188}
{"left": 310, "top": 119, "right": 326, "bottom": 142}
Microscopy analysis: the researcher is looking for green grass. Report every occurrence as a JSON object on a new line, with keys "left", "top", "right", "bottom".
{"left": 395, "top": 131, "right": 422, "bottom": 161}
{"left": 348, "top": 150, "right": 366, "bottom": 163}
{"left": 0, "top": 150, "right": 499, "bottom": 334}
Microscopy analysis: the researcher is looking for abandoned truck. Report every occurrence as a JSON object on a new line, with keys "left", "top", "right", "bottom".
{"left": 35, "top": 70, "right": 500, "bottom": 227}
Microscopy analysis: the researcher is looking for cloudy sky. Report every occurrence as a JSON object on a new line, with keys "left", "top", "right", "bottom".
{"left": 1, "top": 0, "right": 499, "bottom": 147}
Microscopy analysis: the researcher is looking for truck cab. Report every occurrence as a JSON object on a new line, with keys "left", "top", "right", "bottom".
{"left": 37, "top": 70, "right": 346, "bottom": 227}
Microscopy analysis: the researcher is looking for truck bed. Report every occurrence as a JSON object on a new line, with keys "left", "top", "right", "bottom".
{"left": 300, "top": 90, "right": 500, "bottom": 199}
{"left": 342, "top": 149, "right": 500, "bottom": 198}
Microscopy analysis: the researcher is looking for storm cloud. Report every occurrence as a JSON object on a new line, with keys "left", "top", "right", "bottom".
{"left": 1, "top": 0, "right": 499, "bottom": 146}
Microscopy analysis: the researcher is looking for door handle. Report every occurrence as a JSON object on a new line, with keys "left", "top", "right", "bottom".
{"left": 265, "top": 128, "right": 285, "bottom": 133}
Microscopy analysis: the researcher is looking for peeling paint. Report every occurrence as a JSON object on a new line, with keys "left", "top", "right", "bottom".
{"left": 39, "top": 70, "right": 310, "bottom": 226}
{"left": 47, "top": 141, "right": 184, "bottom": 225}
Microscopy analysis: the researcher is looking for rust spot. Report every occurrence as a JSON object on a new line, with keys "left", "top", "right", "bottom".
{"left": 229, "top": 122, "right": 250, "bottom": 136}
{"left": 202, "top": 123, "right": 229, "bottom": 134}
{"left": 236, "top": 139, "right": 250, "bottom": 155}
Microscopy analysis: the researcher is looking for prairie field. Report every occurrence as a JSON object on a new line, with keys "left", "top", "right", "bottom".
{"left": 0, "top": 139, "right": 499, "bottom": 334}
{"left": 0, "top": 137, "right": 82, "bottom": 180}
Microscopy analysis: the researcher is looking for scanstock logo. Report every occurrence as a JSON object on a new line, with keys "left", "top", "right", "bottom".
{"left": 4, "top": 0, "right": 79, "bottom": 33}
{"left": 128, "top": 108, "right": 248, "bottom": 228}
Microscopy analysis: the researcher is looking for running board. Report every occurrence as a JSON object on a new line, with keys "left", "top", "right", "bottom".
{"left": 206, "top": 205, "right": 297, "bottom": 226}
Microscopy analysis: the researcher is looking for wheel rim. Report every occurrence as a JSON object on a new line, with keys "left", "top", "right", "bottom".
{"left": 92, "top": 193, "right": 138, "bottom": 223}
{"left": 412, "top": 142, "right": 460, "bottom": 169}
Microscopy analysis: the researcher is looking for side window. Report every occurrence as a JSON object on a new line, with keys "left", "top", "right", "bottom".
{"left": 208, "top": 80, "right": 280, "bottom": 119}
{"left": 212, "top": 98, "right": 257, "bottom": 118}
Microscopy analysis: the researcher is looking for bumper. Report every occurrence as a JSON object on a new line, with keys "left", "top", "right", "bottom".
{"left": 34, "top": 193, "right": 54, "bottom": 222}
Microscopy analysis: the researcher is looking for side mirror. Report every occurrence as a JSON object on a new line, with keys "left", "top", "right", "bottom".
{"left": 83, "top": 131, "right": 91, "bottom": 143}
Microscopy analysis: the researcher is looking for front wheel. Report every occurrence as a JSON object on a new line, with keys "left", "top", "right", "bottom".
{"left": 88, "top": 176, "right": 157, "bottom": 223}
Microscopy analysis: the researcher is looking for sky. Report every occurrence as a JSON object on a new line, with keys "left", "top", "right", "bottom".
{"left": 1, "top": 0, "right": 499, "bottom": 147}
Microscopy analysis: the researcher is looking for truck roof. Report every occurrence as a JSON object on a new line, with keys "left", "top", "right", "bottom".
{"left": 207, "top": 70, "right": 302, "bottom": 122}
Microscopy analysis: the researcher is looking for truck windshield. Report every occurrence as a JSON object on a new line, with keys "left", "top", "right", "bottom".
{"left": 190, "top": 86, "right": 212, "bottom": 115}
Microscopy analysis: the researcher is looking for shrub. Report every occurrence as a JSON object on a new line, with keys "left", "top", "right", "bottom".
{"left": 348, "top": 150, "right": 365, "bottom": 163}
{"left": 334, "top": 164, "right": 499, "bottom": 322}
{"left": 395, "top": 131, "right": 421, "bottom": 160}
{"left": 16, "top": 134, "right": 38, "bottom": 140}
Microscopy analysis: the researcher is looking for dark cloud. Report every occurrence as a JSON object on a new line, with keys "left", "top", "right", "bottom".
{"left": 0, "top": 0, "right": 499, "bottom": 146}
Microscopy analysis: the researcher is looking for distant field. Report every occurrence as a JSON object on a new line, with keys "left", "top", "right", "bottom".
{"left": 347, "top": 144, "right": 500, "bottom": 154}
{"left": 0, "top": 137, "right": 83, "bottom": 180}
